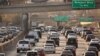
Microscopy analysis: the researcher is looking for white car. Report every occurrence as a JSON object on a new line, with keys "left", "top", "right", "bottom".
{"left": 0, "top": 53, "right": 5, "bottom": 56}
{"left": 44, "top": 43, "right": 55, "bottom": 53}
{"left": 67, "top": 33, "right": 77, "bottom": 38}
{"left": 24, "top": 35, "right": 36, "bottom": 46}
{"left": 16, "top": 40, "right": 32, "bottom": 53}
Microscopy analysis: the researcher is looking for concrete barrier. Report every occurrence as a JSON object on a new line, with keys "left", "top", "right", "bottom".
{"left": 0, "top": 31, "right": 26, "bottom": 52}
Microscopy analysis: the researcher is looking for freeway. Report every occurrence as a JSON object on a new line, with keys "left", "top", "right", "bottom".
{"left": 0, "top": 2, "right": 100, "bottom": 13}
{"left": 4, "top": 32, "right": 100, "bottom": 56}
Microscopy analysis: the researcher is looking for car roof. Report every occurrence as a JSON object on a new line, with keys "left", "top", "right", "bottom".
{"left": 18, "top": 40, "right": 29, "bottom": 42}
{"left": 87, "top": 46, "right": 98, "bottom": 50}
{"left": 89, "top": 41, "right": 99, "bottom": 44}
{"left": 85, "top": 51, "right": 96, "bottom": 54}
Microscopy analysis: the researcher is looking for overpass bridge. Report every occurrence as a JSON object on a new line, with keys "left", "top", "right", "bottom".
{"left": 0, "top": 2, "right": 100, "bottom": 13}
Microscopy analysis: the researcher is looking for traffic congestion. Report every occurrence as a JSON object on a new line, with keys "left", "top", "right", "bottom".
{"left": 0, "top": 22, "right": 99, "bottom": 56}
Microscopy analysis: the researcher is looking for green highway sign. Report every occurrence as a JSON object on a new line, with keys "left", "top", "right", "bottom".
{"left": 72, "top": 0, "right": 96, "bottom": 9}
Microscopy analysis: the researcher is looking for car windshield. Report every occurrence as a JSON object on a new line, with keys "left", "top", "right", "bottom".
{"left": 19, "top": 41, "right": 29, "bottom": 44}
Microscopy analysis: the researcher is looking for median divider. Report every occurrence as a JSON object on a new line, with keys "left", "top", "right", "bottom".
{"left": 0, "top": 31, "right": 26, "bottom": 52}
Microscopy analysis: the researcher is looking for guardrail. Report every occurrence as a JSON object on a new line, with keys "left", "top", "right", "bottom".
{"left": 0, "top": 31, "right": 26, "bottom": 52}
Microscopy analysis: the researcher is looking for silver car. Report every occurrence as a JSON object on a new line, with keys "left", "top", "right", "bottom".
{"left": 44, "top": 43, "right": 55, "bottom": 53}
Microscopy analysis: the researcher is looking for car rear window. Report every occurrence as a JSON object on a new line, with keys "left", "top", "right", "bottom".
{"left": 19, "top": 41, "right": 29, "bottom": 44}
{"left": 25, "top": 36, "right": 35, "bottom": 39}
{"left": 67, "top": 38, "right": 77, "bottom": 44}
{"left": 85, "top": 53, "right": 96, "bottom": 56}
{"left": 46, "top": 41, "right": 54, "bottom": 43}
{"left": 27, "top": 52, "right": 37, "bottom": 56}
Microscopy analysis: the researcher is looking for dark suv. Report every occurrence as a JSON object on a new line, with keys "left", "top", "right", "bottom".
{"left": 87, "top": 46, "right": 98, "bottom": 56}
{"left": 66, "top": 37, "right": 78, "bottom": 48}
{"left": 46, "top": 39, "right": 56, "bottom": 47}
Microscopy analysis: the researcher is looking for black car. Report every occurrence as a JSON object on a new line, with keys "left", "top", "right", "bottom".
{"left": 66, "top": 37, "right": 78, "bottom": 48}
{"left": 87, "top": 46, "right": 98, "bottom": 56}
{"left": 64, "top": 45, "right": 76, "bottom": 56}
{"left": 26, "top": 51, "right": 38, "bottom": 56}
{"left": 86, "top": 34, "right": 95, "bottom": 42}
{"left": 46, "top": 39, "right": 56, "bottom": 47}
{"left": 83, "top": 51, "right": 96, "bottom": 56}
{"left": 89, "top": 42, "right": 100, "bottom": 51}
{"left": 61, "top": 50, "right": 74, "bottom": 56}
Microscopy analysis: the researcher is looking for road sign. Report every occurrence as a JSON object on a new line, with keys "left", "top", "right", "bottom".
{"left": 53, "top": 16, "right": 70, "bottom": 22}
{"left": 72, "top": 0, "right": 96, "bottom": 9}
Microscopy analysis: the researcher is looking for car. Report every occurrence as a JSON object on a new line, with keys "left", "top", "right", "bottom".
{"left": 87, "top": 46, "right": 98, "bottom": 56}
{"left": 0, "top": 53, "right": 5, "bottom": 56}
{"left": 33, "top": 48, "right": 45, "bottom": 56}
{"left": 66, "top": 37, "right": 78, "bottom": 48}
{"left": 67, "top": 33, "right": 77, "bottom": 39}
{"left": 64, "top": 45, "right": 76, "bottom": 56}
{"left": 49, "top": 36, "right": 60, "bottom": 46}
{"left": 83, "top": 51, "right": 97, "bottom": 56}
{"left": 65, "top": 30, "right": 75, "bottom": 38}
{"left": 26, "top": 50, "right": 39, "bottom": 56}
{"left": 85, "top": 34, "right": 95, "bottom": 42}
{"left": 75, "top": 27, "right": 83, "bottom": 35}
{"left": 46, "top": 39, "right": 56, "bottom": 47}
{"left": 44, "top": 43, "right": 55, "bottom": 53}
{"left": 28, "top": 31, "right": 39, "bottom": 42}
{"left": 0, "top": 35, "right": 5, "bottom": 43}
{"left": 61, "top": 50, "right": 74, "bottom": 56}
{"left": 0, "top": 31, "right": 9, "bottom": 41}
{"left": 81, "top": 30, "right": 92, "bottom": 39}
{"left": 8, "top": 32, "right": 14, "bottom": 39}
{"left": 89, "top": 41, "right": 100, "bottom": 51}
{"left": 16, "top": 40, "right": 32, "bottom": 53}
{"left": 47, "top": 32, "right": 60, "bottom": 46}
{"left": 90, "top": 39, "right": 100, "bottom": 43}
{"left": 80, "top": 30, "right": 89, "bottom": 38}
{"left": 33, "top": 29, "right": 42, "bottom": 38}
{"left": 24, "top": 35, "right": 36, "bottom": 46}
{"left": 0, "top": 27, "right": 7, "bottom": 32}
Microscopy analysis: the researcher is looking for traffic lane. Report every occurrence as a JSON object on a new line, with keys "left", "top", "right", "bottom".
{"left": 46, "top": 34, "right": 66, "bottom": 56}
{"left": 5, "top": 33, "right": 47, "bottom": 56}
{"left": 76, "top": 37, "right": 88, "bottom": 56}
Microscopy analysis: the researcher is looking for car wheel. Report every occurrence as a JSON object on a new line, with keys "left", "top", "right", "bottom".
{"left": 53, "top": 51, "right": 55, "bottom": 53}
{"left": 17, "top": 49, "right": 20, "bottom": 53}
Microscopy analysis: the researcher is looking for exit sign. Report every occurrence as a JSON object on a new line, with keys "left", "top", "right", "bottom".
{"left": 72, "top": 0, "right": 96, "bottom": 9}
